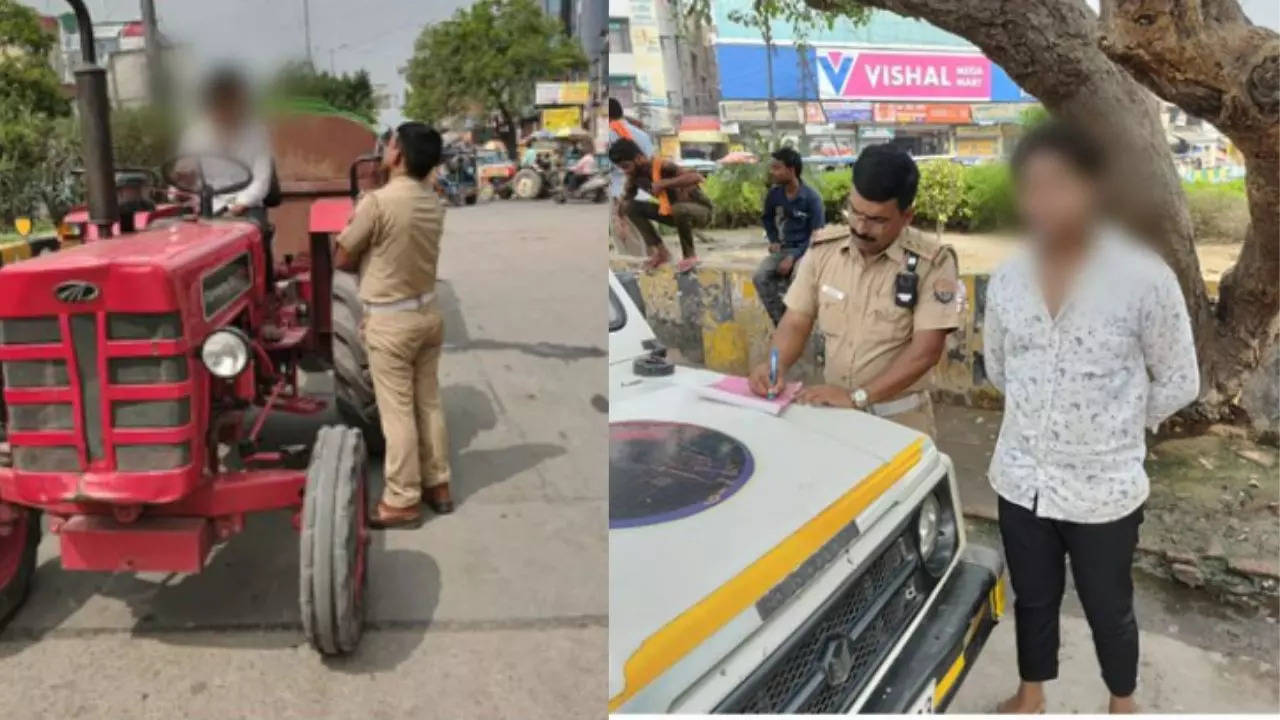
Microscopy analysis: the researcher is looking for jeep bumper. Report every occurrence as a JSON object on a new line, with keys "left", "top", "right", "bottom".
{"left": 858, "top": 543, "right": 1005, "bottom": 713}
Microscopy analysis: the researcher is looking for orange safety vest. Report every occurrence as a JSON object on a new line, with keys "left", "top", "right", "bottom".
{"left": 611, "top": 120, "right": 671, "bottom": 216}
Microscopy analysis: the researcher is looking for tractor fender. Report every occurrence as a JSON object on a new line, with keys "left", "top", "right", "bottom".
{"left": 310, "top": 197, "right": 355, "bottom": 234}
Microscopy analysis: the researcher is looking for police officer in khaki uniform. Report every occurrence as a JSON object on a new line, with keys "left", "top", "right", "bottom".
{"left": 335, "top": 122, "right": 452, "bottom": 527}
{"left": 749, "top": 145, "right": 964, "bottom": 436}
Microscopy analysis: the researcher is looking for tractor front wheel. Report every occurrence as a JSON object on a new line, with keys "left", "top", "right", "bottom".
{"left": 0, "top": 505, "right": 40, "bottom": 629}
{"left": 300, "top": 425, "right": 369, "bottom": 656}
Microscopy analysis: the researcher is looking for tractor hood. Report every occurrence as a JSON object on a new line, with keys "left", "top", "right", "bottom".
{"left": 0, "top": 219, "right": 263, "bottom": 322}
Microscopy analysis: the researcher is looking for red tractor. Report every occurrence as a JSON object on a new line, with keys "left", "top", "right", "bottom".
{"left": 0, "top": 1, "right": 379, "bottom": 655}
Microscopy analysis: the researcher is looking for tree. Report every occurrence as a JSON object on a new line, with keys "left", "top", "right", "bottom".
{"left": 914, "top": 159, "right": 967, "bottom": 241}
{"left": 687, "top": 0, "right": 1278, "bottom": 423}
{"left": 272, "top": 62, "right": 379, "bottom": 123}
{"left": 402, "top": 0, "right": 586, "bottom": 158}
{"left": 0, "top": 0, "right": 72, "bottom": 223}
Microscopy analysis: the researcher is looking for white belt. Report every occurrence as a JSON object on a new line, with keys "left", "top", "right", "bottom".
{"left": 869, "top": 391, "right": 926, "bottom": 418}
{"left": 363, "top": 292, "right": 436, "bottom": 314}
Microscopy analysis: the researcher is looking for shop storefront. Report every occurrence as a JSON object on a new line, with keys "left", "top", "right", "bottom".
{"left": 678, "top": 115, "right": 730, "bottom": 160}
{"left": 713, "top": 13, "right": 1039, "bottom": 160}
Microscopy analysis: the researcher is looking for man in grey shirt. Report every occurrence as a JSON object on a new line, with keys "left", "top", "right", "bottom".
{"left": 984, "top": 122, "right": 1198, "bottom": 714}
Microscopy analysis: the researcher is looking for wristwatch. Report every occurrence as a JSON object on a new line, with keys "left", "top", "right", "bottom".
{"left": 851, "top": 388, "right": 869, "bottom": 409}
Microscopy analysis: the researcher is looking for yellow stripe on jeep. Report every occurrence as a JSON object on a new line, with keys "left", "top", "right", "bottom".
{"left": 934, "top": 651, "right": 967, "bottom": 705}
{"left": 609, "top": 438, "right": 925, "bottom": 711}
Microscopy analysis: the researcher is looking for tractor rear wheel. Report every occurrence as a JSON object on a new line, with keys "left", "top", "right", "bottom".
{"left": 0, "top": 505, "right": 39, "bottom": 629}
{"left": 331, "top": 271, "right": 384, "bottom": 454}
{"left": 300, "top": 425, "right": 369, "bottom": 656}
{"left": 513, "top": 169, "right": 543, "bottom": 199}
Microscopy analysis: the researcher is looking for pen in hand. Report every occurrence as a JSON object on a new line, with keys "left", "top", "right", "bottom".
{"left": 768, "top": 348, "right": 779, "bottom": 400}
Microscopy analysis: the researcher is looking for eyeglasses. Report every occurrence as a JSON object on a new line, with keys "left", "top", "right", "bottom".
{"left": 844, "top": 202, "right": 893, "bottom": 232}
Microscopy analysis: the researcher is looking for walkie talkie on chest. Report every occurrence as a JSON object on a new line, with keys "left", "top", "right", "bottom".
{"left": 894, "top": 251, "right": 920, "bottom": 308}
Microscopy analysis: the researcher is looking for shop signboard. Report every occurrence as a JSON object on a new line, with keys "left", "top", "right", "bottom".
{"left": 804, "top": 103, "right": 827, "bottom": 123}
{"left": 873, "top": 103, "right": 970, "bottom": 124}
{"left": 535, "top": 82, "right": 590, "bottom": 106}
{"left": 816, "top": 48, "right": 990, "bottom": 101}
{"left": 823, "top": 101, "right": 873, "bottom": 123}
{"left": 970, "top": 102, "right": 1034, "bottom": 124}
{"left": 541, "top": 106, "right": 581, "bottom": 132}
{"left": 858, "top": 126, "right": 894, "bottom": 141}
{"left": 719, "top": 100, "right": 804, "bottom": 124}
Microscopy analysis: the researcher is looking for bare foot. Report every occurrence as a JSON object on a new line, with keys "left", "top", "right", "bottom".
{"left": 996, "top": 683, "right": 1046, "bottom": 714}
{"left": 1109, "top": 695, "right": 1136, "bottom": 714}
{"left": 643, "top": 246, "right": 671, "bottom": 271}
{"left": 675, "top": 256, "right": 700, "bottom": 273}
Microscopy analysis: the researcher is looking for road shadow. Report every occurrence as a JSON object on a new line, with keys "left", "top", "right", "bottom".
{"left": 362, "top": 384, "right": 566, "bottom": 519}
{"left": 0, "top": 513, "right": 438, "bottom": 673}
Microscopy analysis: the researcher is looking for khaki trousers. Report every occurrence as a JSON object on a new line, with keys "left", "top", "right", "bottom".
{"left": 363, "top": 307, "right": 450, "bottom": 508}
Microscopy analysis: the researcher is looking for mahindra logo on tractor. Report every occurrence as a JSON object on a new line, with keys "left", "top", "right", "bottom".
{"left": 54, "top": 280, "right": 100, "bottom": 303}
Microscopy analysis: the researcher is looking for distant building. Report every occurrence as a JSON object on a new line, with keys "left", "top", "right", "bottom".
{"left": 710, "top": 0, "right": 1038, "bottom": 159}
{"left": 52, "top": 13, "right": 172, "bottom": 109}
{"left": 609, "top": 0, "right": 718, "bottom": 138}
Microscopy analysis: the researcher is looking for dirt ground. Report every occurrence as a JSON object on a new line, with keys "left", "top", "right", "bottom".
{"left": 685, "top": 226, "right": 1243, "bottom": 281}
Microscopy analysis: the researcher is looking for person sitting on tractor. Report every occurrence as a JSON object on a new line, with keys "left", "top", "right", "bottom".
{"left": 177, "top": 68, "right": 274, "bottom": 223}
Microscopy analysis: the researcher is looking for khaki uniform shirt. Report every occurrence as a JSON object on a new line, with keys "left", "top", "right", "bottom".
{"left": 336, "top": 175, "right": 445, "bottom": 304}
{"left": 783, "top": 225, "right": 963, "bottom": 397}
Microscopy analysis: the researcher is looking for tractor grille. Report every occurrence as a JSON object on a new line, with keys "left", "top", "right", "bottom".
{"left": 720, "top": 532, "right": 928, "bottom": 714}
{"left": 1, "top": 312, "right": 192, "bottom": 474}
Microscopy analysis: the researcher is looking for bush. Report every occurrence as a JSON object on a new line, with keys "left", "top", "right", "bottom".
{"left": 1183, "top": 178, "right": 1247, "bottom": 243}
{"left": 703, "top": 164, "right": 768, "bottom": 228}
{"left": 913, "top": 160, "right": 968, "bottom": 239}
{"left": 961, "top": 163, "right": 1016, "bottom": 232}
{"left": 809, "top": 169, "right": 852, "bottom": 223}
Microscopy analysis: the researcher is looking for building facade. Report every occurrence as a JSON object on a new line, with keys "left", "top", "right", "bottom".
{"left": 608, "top": 0, "right": 719, "bottom": 137}
{"left": 711, "top": 0, "right": 1038, "bottom": 160}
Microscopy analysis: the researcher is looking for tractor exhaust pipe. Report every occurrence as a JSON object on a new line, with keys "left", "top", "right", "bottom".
{"left": 66, "top": 0, "right": 119, "bottom": 238}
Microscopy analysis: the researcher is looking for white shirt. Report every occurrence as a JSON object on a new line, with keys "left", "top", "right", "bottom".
{"left": 983, "top": 228, "right": 1199, "bottom": 523}
{"left": 178, "top": 118, "right": 273, "bottom": 214}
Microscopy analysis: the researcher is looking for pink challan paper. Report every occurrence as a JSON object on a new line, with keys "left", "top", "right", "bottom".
{"left": 694, "top": 376, "right": 804, "bottom": 416}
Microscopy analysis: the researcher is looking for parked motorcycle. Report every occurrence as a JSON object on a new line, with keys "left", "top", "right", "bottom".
{"left": 554, "top": 168, "right": 609, "bottom": 203}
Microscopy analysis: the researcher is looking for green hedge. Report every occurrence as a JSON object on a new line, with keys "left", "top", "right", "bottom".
{"left": 1183, "top": 178, "right": 1248, "bottom": 243}
{"left": 699, "top": 162, "right": 1248, "bottom": 242}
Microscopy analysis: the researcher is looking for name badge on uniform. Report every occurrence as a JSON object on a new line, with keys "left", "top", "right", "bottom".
{"left": 821, "top": 284, "right": 846, "bottom": 301}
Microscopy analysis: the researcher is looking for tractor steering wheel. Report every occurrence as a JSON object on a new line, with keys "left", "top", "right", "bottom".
{"left": 161, "top": 153, "right": 254, "bottom": 218}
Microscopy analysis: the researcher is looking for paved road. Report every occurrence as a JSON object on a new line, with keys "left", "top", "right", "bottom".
{"left": 0, "top": 200, "right": 609, "bottom": 719}
{"left": 951, "top": 521, "right": 1279, "bottom": 714}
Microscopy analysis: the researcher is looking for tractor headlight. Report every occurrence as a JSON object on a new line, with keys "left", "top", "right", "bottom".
{"left": 200, "top": 328, "right": 249, "bottom": 378}
{"left": 916, "top": 486, "right": 959, "bottom": 578}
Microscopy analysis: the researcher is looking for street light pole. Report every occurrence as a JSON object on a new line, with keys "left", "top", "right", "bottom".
{"left": 139, "top": 0, "right": 163, "bottom": 102}
{"left": 302, "top": 0, "right": 313, "bottom": 68}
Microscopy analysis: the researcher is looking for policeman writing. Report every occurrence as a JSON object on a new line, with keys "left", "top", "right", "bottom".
{"left": 748, "top": 145, "right": 964, "bottom": 437}
{"left": 336, "top": 122, "right": 453, "bottom": 527}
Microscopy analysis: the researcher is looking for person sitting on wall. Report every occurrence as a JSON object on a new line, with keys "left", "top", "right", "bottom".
{"left": 607, "top": 138, "right": 712, "bottom": 273}
{"left": 755, "top": 147, "right": 825, "bottom": 326}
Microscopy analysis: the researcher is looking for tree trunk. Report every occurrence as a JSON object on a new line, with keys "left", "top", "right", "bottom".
{"left": 763, "top": 23, "right": 779, "bottom": 143}
{"left": 497, "top": 106, "right": 518, "bottom": 161}
{"left": 1097, "top": 0, "right": 1279, "bottom": 414}
{"left": 805, "top": 0, "right": 1274, "bottom": 421}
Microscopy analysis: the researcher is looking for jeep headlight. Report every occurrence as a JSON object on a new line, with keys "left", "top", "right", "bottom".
{"left": 917, "top": 486, "right": 958, "bottom": 577}
{"left": 200, "top": 328, "right": 249, "bottom": 378}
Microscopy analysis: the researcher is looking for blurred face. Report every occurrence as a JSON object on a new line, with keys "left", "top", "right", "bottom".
{"left": 847, "top": 189, "right": 913, "bottom": 255}
{"left": 210, "top": 90, "right": 247, "bottom": 131}
{"left": 616, "top": 158, "right": 638, "bottom": 177}
{"left": 769, "top": 159, "right": 794, "bottom": 186}
{"left": 382, "top": 133, "right": 403, "bottom": 174}
{"left": 1015, "top": 151, "right": 1099, "bottom": 244}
